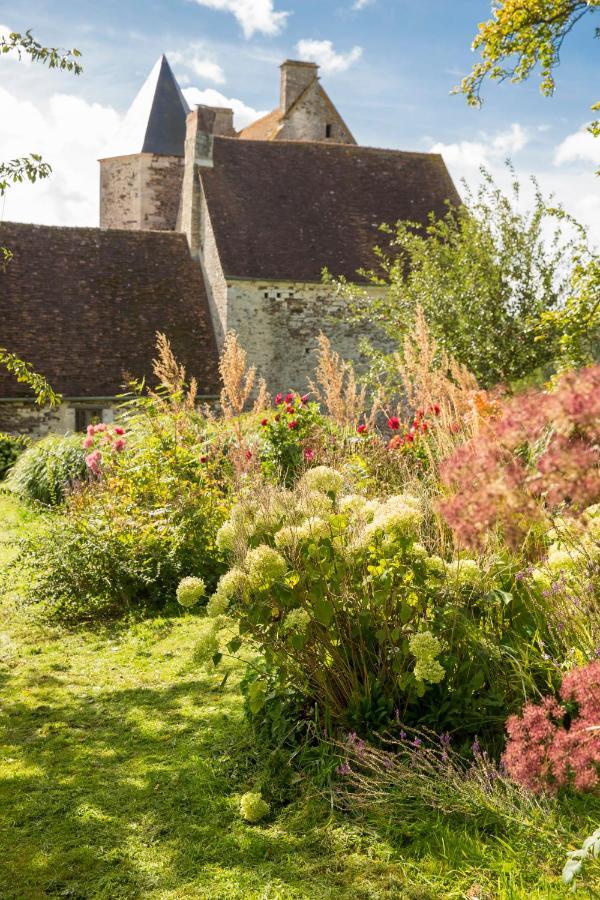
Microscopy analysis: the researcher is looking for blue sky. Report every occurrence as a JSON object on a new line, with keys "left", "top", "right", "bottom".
{"left": 1, "top": 0, "right": 598, "bottom": 242}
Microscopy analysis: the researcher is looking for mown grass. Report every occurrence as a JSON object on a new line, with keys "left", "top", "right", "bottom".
{"left": 0, "top": 493, "right": 598, "bottom": 899}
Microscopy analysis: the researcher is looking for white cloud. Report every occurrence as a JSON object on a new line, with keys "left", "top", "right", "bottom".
{"left": 170, "top": 48, "right": 226, "bottom": 85}
{"left": 295, "top": 39, "right": 363, "bottom": 74}
{"left": 430, "top": 124, "right": 600, "bottom": 248}
{"left": 0, "top": 86, "right": 120, "bottom": 226}
{"left": 353, "top": 0, "right": 374, "bottom": 9}
{"left": 554, "top": 124, "right": 600, "bottom": 166}
{"left": 429, "top": 123, "right": 529, "bottom": 171}
{"left": 191, "top": 0, "right": 289, "bottom": 38}
{"left": 183, "top": 86, "right": 266, "bottom": 130}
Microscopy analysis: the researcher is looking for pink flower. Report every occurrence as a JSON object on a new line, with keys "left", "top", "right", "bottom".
{"left": 82, "top": 436, "right": 94, "bottom": 449}
{"left": 285, "top": 393, "right": 295, "bottom": 404}
{"left": 357, "top": 424, "right": 368, "bottom": 435}
{"left": 113, "top": 439, "right": 126, "bottom": 452}
{"left": 304, "top": 448, "right": 315, "bottom": 461}
{"left": 275, "top": 393, "right": 283, "bottom": 405}
{"left": 286, "top": 405, "right": 295, "bottom": 415}
{"left": 301, "top": 394, "right": 309, "bottom": 405}
{"left": 95, "top": 423, "right": 108, "bottom": 433}
{"left": 260, "top": 418, "right": 268, "bottom": 427}
{"left": 288, "top": 420, "right": 298, "bottom": 430}
{"left": 85, "top": 450, "right": 102, "bottom": 476}
{"left": 245, "top": 449, "right": 253, "bottom": 461}
{"left": 86, "top": 424, "right": 95, "bottom": 437}
{"left": 114, "top": 426, "right": 125, "bottom": 436}
{"left": 388, "top": 416, "right": 400, "bottom": 431}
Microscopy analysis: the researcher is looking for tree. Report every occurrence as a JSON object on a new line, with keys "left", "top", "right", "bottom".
{"left": 339, "top": 168, "right": 588, "bottom": 388}
{"left": 456, "top": 1, "right": 599, "bottom": 161}
{"left": 0, "top": 30, "right": 81, "bottom": 405}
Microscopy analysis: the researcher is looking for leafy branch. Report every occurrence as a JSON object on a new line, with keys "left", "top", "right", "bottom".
{"left": 0, "top": 29, "right": 82, "bottom": 73}
{"left": 0, "top": 350, "right": 61, "bottom": 407}
{"left": 0, "top": 155, "right": 52, "bottom": 197}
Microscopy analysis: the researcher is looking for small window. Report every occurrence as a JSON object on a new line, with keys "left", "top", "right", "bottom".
{"left": 75, "top": 408, "right": 103, "bottom": 433}
{"left": 325, "top": 124, "right": 333, "bottom": 138}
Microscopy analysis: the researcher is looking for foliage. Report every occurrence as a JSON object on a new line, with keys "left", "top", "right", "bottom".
{"left": 538, "top": 256, "right": 600, "bottom": 372}
{"left": 0, "top": 28, "right": 82, "bottom": 72}
{"left": 456, "top": 0, "right": 599, "bottom": 155}
{"left": 503, "top": 660, "right": 600, "bottom": 794}
{"left": 3, "top": 512, "right": 597, "bottom": 899}
{"left": 259, "top": 391, "right": 330, "bottom": 485}
{"left": 342, "top": 169, "right": 582, "bottom": 387}
{"left": 206, "top": 468, "right": 557, "bottom": 743}
{"left": 0, "top": 349, "right": 61, "bottom": 406}
{"left": 439, "top": 365, "right": 600, "bottom": 551}
{"left": 6, "top": 433, "right": 87, "bottom": 505}
{"left": 13, "top": 408, "right": 228, "bottom": 622}
{"left": 0, "top": 432, "right": 29, "bottom": 480}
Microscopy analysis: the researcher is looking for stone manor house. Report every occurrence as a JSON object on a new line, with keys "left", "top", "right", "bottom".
{"left": 0, "top": 55, "right": 459, "bottom": 434}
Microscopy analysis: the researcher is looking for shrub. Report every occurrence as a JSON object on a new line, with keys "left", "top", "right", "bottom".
{"left": 439, "top": 365, "right": 600, "bottom": 551}
{"left": 205, "top": 467, "right": 556, "bottom": 742}
{"left": 503, "top": 660, "right": 600, "bottom": 795}
{"left": 0, "top": 432, "right": 29, "bottom": 480}
{"left": 259, "top": 391, "right": 331, "bottom": 485}
{"left": 13, "top": 409, "right": 227, "bottom": 622}
{"left": 6, "top": 433, "right": 88, "bottom": 504}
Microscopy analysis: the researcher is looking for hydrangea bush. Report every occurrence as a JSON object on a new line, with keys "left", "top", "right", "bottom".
{"left": 205, "top": 466, "right": 556, "bottom": 740}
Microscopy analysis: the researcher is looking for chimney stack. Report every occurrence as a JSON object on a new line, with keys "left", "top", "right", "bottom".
{"left": 280, "top": 60, "right": 318, "bottom": 113}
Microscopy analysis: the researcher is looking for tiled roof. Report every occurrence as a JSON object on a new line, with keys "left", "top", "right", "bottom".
{"left": 0, "top": 223, "right": 220, "bottom": 399}
{"left": 238, "top": 108, "right": 283, "bottom": 141}
{"left": 200, "top": 138, "right": 461, "bottom": 282}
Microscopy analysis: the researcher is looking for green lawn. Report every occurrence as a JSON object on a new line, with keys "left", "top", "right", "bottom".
{"left": 0, "top": 493, "right": 598, "bottom": 899}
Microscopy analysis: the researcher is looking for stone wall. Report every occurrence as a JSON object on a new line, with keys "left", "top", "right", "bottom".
{"left": 277, "top": 80, "right": 355, "bottom": 144}
{"left": 0, "top": 402, "right": 115, "bottom": 438}
{"left": 100, "top": 153, "right": 184, "bottom": 231}
{"left": 226, "top": 279, "right": 390, "bottom": 392}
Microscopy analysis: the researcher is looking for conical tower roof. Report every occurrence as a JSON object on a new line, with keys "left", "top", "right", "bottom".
{"left": 102, "top": 55, "right": 190, "bottom": 158}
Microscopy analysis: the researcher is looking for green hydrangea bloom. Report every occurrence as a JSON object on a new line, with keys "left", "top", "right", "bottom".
{"left": 299, "top": 466, "right": 344, "bottom": 496}
{"left": 409, "top": 630, "right": 445, "bottom": 685}
{"left": 216, "top": 520, "right": 238, "bottom": 553}
{"left": 295, "top": 516, "right": 330, "bottom": 542}
{"left": 296, "top": 490, "right": 334, "bottom": 519}
{"left": 176, "top": 576, "right": 206, "bottom": 608}
{"left": 445, "top": 558, "right": 481, "bottom": 585}
{"left": 281, "top": 607, "right": 311, "bottom": 634}
{"left": 239, "top": 791, "right": 270, "bottom": 823}
{"left": 245, "top": 545, "right": 287, "bottom": 589}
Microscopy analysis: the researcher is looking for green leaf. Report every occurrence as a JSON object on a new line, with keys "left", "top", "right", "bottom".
{"left": 312, "top": 598, "right": 334, "bottom": 627}
{"left": 227, "top": 638, "right": 242, "bottom": 654}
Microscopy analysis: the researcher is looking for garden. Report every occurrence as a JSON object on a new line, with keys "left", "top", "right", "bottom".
{"left": 1, "top": 186, "right": 599, "bottom": 895}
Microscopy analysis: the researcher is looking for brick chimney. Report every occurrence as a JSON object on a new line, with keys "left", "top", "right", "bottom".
{"left": 280, "top": 60, "right": 318, "bottom": 113}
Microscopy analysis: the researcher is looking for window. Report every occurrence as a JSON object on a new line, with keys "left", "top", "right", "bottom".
{"left": 325, "top": 123, "right": 333, "bottom": 139}
{"left": 75, "top": 408, "right": 103, "bottom": 433}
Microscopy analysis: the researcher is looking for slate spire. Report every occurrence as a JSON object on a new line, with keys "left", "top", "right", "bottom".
{"left": 103, "top": 55, "right": 190, "bottom": 158}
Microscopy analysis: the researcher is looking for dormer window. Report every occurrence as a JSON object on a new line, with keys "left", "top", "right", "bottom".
{"left": 325, "top": 123, "right": 333, "bottom": 139}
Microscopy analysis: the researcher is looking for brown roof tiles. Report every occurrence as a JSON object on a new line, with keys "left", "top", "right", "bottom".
{"left": 0, "top": 222, "right": 220, "bottom": 399}
{"left": 200, "top": 137, "right": 461, "bottom": 282}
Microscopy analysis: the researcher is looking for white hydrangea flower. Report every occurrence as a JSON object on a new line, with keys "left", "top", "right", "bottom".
{"left": 176, "top": 576, "right": 206, "bottom": 608}
{"left": 295, "top": 516, "right": 330, "bottom": 542}
{"left": 274, "top": 525, "right": 300, "bottom": 551}
{"left": 206, "top": 590, "right": 231, "bottom": 618}
{"left": 244, "top": 545, "right": 287, "bottom": 588}
{"left": 216, "top": 520, "right": 238, "bottom": 553}
{"left": 281, "top": 607, "right": 311, "bottom": 634}
{"left": 547, "top": 546, "right": 581, "bottom": 572}
{"left": 409, "top": 630, "right": 445, "bottom": 684}
{"left": 445, "top": 558, "right": 481, "bottom": 585}
{"left": 296, "top": 490, "right": 334, "bottom": 520}
{"left": 410, "top": 542, "right": 428, "bottom": 560}
{"left": 424, "top": 555, "right": 446, "bottom": 577}
{"left": 299, "top": 466, "right": 344, "bottom": 496}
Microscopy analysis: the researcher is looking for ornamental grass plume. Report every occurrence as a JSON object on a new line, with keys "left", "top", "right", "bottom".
{"left": 503, "top": 660, "right": 600, "bottom": 795}
{"left": 439, "top": 365, "right": 600, "bottom": 551}
{"left": 309, "top": 332, "right": 375, "bottom": 430}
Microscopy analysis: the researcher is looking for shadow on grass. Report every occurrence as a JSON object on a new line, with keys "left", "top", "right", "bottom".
{"left": 0, "top": 672, "right": 408, "bottom": 900}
